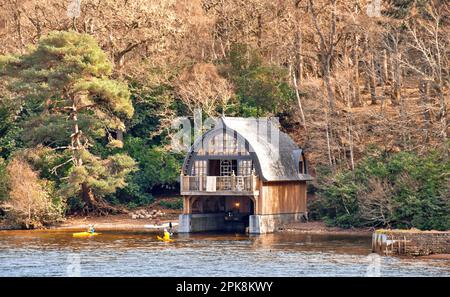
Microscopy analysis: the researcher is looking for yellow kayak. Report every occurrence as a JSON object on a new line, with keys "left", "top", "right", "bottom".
{"left": 156, "top": 235, "right": 174, "bottom": 242}
{"left": 72, "top": 232, "right": 100, "bottom": 238}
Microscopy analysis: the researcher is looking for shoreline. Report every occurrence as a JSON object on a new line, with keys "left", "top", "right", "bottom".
{"left": 2, "top": 216, "right": 372, "bottom": 236}
{"left": 0, "top": 212, "right": 181, "bottom": 233}
{"left": 277, "top": 221, "right": 373, "bottom": 235}
{"left": 50, "top": 213, "right": 180, "bottom": 233}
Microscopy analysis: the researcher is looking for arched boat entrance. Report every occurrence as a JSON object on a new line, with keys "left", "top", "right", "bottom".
{"left": 184, "top": 196, "right": 256, "bottom": 233}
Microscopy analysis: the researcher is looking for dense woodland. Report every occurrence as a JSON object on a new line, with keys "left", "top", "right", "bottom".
{"left": 0, "top": 0, "right": 448, "bottom": 230}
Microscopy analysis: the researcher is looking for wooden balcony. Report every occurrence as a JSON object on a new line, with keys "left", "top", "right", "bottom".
{"left": 180, "top": 174, "right": 259, "bottom": 196}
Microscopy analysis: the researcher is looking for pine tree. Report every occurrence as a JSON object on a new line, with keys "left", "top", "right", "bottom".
{"left": 0, "top": 31, "right": 136, "bottom": 212}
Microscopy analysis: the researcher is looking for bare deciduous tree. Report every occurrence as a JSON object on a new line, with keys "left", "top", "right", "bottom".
{"left": 175, "top": 63, "right": 234, "bottom": 116}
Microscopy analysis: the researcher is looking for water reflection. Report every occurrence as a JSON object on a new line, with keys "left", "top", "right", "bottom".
{"left": 0, "top": 230, "right": 448, "bottom": 277}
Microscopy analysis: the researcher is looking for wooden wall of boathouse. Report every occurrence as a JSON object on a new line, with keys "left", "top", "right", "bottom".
{"left": 254, "top": 181, "right": 307, "bottom": 215}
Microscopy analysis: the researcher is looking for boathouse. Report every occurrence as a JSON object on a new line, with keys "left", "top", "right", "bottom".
{"left": 178, "top": 117, "right": 313, "bottom": 234}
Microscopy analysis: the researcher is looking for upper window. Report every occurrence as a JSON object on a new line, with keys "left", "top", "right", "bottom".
{"left": 197, "top": 132, "right": 249, "bottom": 156}
{"left": 192, "top": 160, "right": 207, "bottom": 176}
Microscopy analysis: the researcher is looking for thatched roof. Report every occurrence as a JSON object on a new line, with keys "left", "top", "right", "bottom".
{"left": 184, "top": 117, "right": 313, "bottom": 182}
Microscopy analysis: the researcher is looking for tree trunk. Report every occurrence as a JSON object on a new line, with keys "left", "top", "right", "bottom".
{"left": 325, "top": 117, "right": 333, "bottom": 167}
{"left": 295, "top": 29, "right": 303, "bottom": 84}
{"left": 70, "top": 94, "right": 97, "bottom": 209}
{"left": 81, "top": 182, "right": 96, "bottom": 208}
{"left": 117, "top": 130, "right": 124, "bottom": 142}
{"left": 351, "top": 34, "right": 361, "bottom": 107}
{"left": 308, "top": 0, "right": 336, "bottom": 111}
{"left": 437, "top": 82, "right": 448, "bottom": 158}
{"left": 322, "top": 55, "right": 335, "bottom": 111}
{"left": 12, "top": 8, "right": 25, "bottom": 51}
{"left": 380, "top": 49, "right": 390, "bottom": 112}
{"left": 396, "top": 55, "right": 407, "bottom": 148}
{"left": 419, "top": 80, "right": 431, "bottom": 143}
{"left": 70, "top": 98, "right": 83, "bottom": 165}
{"left": 369, "top": 52, "right": 377, "bottom": 105}
{"left": 348, "top": 122, "right": 355, "bottom": 170}
{"left": 256, "top": 14, "right": 263, "bottom": 48}
{"left": 390, "top": 52, "right": 401, "bottom": 106}
{"left": 382, "top": 49, "right": 389, "bottom": 83}
{"left": 292, "top": 70, "right": 306, "bottom": 130}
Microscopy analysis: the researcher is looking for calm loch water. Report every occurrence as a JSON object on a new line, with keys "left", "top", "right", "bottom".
{"left": 0, "top": 230, "right": 448, "bottom": 277}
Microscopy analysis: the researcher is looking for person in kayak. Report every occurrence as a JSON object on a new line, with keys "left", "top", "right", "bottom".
{"left": 169, "top": 222, "right": 173, "bottom": 235}
{"left": 88, "top": 224, "right": 95, "bottom": 234}
{"left": 163, "top": 228, "right": 171, "bottom": 241}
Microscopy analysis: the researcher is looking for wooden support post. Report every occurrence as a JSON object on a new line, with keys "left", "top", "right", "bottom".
{"left": 231, "top": 171, "right": 236, "bottom": 191}
{"left": 251, "top": 169, "right": 256, "bottom": 191}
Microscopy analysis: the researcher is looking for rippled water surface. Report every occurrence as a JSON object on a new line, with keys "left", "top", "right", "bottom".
{"left": 0, "top": 230, "right": 448, "bottom": 276}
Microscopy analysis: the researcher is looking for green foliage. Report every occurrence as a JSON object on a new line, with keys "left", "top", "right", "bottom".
{"left": 0, "top": 98, "right": 24, "bottom": 159}
{"left": 1, "top": 34, "right": 181, "bottom": 212}
{"left": 62, "top": 150, "right": 137, "bottom": 200}
{"left": 95, "top": 81, "right": 182, "bottom": 208}
{"left": 125, "top": 137, "right": 182, "bottom": 187}
{"left": 19, "top": 147, "right": 72, "bottom": 184}
{"left": 126, "top": 82, "right": 178, "bottom": 143}
{"left": 314, "top": 149, "right": 450, "bottom": 230}
{"left": 0, "top": 31, "right": 136, "bottom": 209}
{"left": 0, "top": 158, "right": 8, "bottom": 202}
{"left": 74, "top": 77, "right": 133, "bottom": 120}
{"left": 2, "top": 31, "right": 112, "bottom": 98}
{"left": 40, "top": 179, "right": 66, "bottom": 221}
{"left": 224, "top": 44, "right": 295, "bottom": 117}
{"left": 22, "top": 113, "right": 106, "bottom": 148}
{"left": 315, "top": 168, "right": 362, "bottom": 228}
{"left": 108, "top": 181, "right": 154, "bottom": 209}
{"left": 158, "top": 198, "right": 183, "bottom": 210}
{"left": 118, "top": 137, "right": 183, "bottom": 194}
{"left": 1, "top": 31, "right": 133, "bottom": 142}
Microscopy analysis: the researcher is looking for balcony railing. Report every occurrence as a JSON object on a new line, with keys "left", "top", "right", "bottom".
{"left": 180, "top": 174, "right": 259, "bottom": 195}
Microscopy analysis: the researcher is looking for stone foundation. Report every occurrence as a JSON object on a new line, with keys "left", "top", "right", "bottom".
{"left": 372, "top": 229, "right": 450, "bottom": 256}
{"left": 178, "top": 213, "right": 225, "bottom": 232}
{"left": 249, "top": 213, "right": 307, "bottom": 234}
{"left": 180, "top": 212, "right": 307, "bottom": 234}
